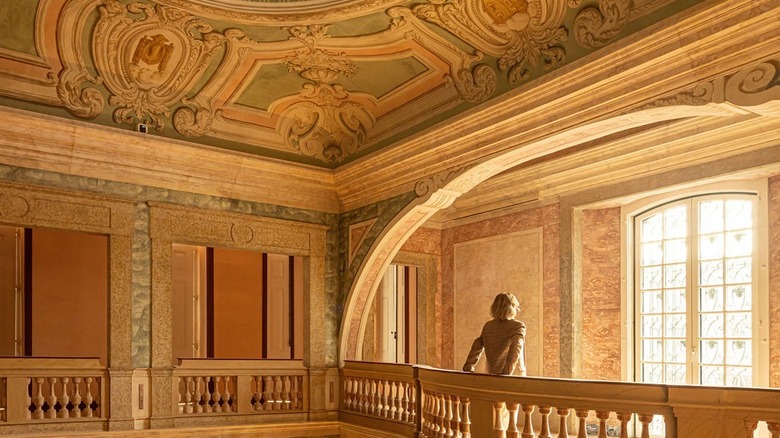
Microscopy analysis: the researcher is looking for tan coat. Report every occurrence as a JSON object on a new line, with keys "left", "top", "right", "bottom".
{"left": 462, "top": 319, "right": 526, "bottom": 376}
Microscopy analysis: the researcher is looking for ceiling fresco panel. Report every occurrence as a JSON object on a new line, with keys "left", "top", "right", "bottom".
{"left": 0, "top": 0, "right": 707, "bottom": 168}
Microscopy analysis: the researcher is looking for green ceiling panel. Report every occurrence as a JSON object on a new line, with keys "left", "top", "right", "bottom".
{"left": 342, "top": 58, "right": 429, "bottom": 98}
{"left": 0, "top": 2, "right": 38, "bottom": 55}
{"left": 236, "top": 63, "right": 309, "bottom": 110}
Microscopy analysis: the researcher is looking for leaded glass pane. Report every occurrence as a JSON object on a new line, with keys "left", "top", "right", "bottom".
{"left": 725, "top": 230, "right": 752, "bottom": 257}
{"left": 726, "top": 340, "right": 751, "bottom": 366}
{"left": 725, "top": 285, "right": 751, "bottom": 311}
{"left": 641, "top": 242, "right": 663, "bottom": 266}
{"left": 725, "top": 258, "right": 751, "bottom": 283}
{"left": 700, "top": 313, "right": 724, "bottom": 338}
{"left": 642, "top": 315, "right": 662, "bottom": 337}
{"left": 664, "top": 206, "right": 687, "bottom": 238}
{"left": 642, "top": 214, "right": 663, "bottom": 242}
{"left": 664, "top": 339, "right": 686, "bottom": 363}
{"left": 665, "top": 364, "right": 686, "bottom": 383}
{"left": 725, "top": 312, "right": 751, "bottom": 338}
{"left": 725, "top": 200, "right": 752, "bottom": 231}
{"left": 642, "top": 266, "right": 662, "bottom": 290}
{"left": 701, "top": 366, "right": 724, "bottom": 386}
{"left": 664, "top": 289, "right": 685, "bottom": 313}
{"left": 699, "top": 287, "right": 723, "bottom": 312}
{"left": 700, "top": 339, "right": 723, "bottom": 365}
{"left": 664, "top": 263, "right": 686, "bottom": 288}
{"left": 699, "top": 234, "right": 723, "bottom": 260}
{"left": 699, "top": 201, "right": 724, "bottom": 233}
{"left": 665, "top": 314, "right": 686, "bottom": 337}
{"left": 643, "top": 364, "right": 663, "bottom": 383}
{"left": 642, "top": 291, "right": 662, "bottom": 314}
{"left": 643, "top": 339, "right": 662, "bottom": 362}
{"left": 726, "top": 367, "right": 751, "bottom": 387}
{"left": 699, "top": 260, "right": 723, "bottom": 286}
{"left": 664, "top": 238, "right": 686, "bottom": 263}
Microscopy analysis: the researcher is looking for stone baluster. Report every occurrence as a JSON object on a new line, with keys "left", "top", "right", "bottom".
{"left": 183, "top": 377, "right": 193, "bottom": 413}
{"left": 194, "top": 377, "right": 204, "bottom": 413}
{"left": 390, "top": 380, "right": 399, "bottom": 420}
{"left": 86, "top": 377, "right": 97, "bottom": 417}
{"left": 744, "top": 420, "right": 758, "bottom": 438}
{"left": 32, "top": 377, "right": 45, "bottom": 419}
{"left": 222, "top": 376, "right": 235, "bottom": 412}
{"left": 71, "top": 377, "right": 82, "bottom": 418}
{"left": 281, "top": 375, "right": 291, "bottom": 410}
{"left": 575, "top": 409, "right": 589, "bottom": 438}
{"left": 203, "top": 377, "right": 214, "bottom": 413}
{"left": 47, "top": 377, "right": 58, "bottom": 419}
{"left": 521, "top": 404, "right": 535, "bottom": 438}
{"left": 596, "top": 411, "right": 610, "bottom": 438}
{"left": 443, "top": 394, "right": 454, "bottom": 437}
{"left": 212, "top": 376, "right": 223, "bottom": 412}
{"left": 538, "top": 406, "right": 552, "bottom": 438}
{"left": 25, "top": 377, "right": 32, "bottom": 419}
{"left": 505, "top": 402, "right": 520, "bottom": 438}
{"left": 452, "top": 395, "right": 461, "bottom": 436}
{"left": 262, "top": 375, "right": 272, "bottom": 411}
{"left": 617, "top": 412, "right": 632, "bottom": 438}
{"left": 493, "top": 401, "right": 506, "bottom": 438}
{"left": 402, "top": 382, "right": 411, "bottom": 422}
{"left": 556, "top": 408, "right": 570, "bottom": 437}
{"left": 638, "top": 414, "right": 653, "bottom": 438}
{"left": 460, "top": 397, "right": 471, "bottom": 438}
{"left": 767, "top": 422, "right": 780, "bottom": 438}
{"left": 59, "top": 377, "right": 70, "bottom": 419}
{"left": 409, "top": 385, "right": 417, "bottom": 424}
{"left": 433, "top": 393, "right": 443, "bottom": 437}
{"left": 294, "top": 376, "right": 302, "bottom": 409}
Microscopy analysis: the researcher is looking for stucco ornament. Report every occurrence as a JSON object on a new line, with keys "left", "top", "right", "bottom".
{"left": 92, "top": 1, "right": 225, "bottom": 131}
{"left": 412, "top": 0, "right": 568, "bottom": 86}
{"left": 276, "top": 25, "right": 376, "bottom": 163}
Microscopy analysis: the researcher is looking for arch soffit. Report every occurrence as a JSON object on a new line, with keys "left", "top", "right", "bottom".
{"left": 338, "top": 58, "right": 780, "bottom": 364}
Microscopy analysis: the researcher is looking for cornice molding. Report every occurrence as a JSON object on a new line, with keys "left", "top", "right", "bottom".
{"left": 0, "top": 107, "right": 340, "bottom": 213}
{"left": 333, "top": 0, "right": 780, "bottom": 211}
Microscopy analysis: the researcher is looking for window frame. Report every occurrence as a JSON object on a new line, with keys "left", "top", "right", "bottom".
{"left": 620, "top": 179, "right": 770, "bottom": 387}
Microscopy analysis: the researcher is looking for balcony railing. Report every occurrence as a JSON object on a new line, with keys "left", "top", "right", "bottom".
{"left": 171, "top": 359, "right": 308, "bottom": 418}
{"left": 341, "top": 361, "right": 780, "bottom": 437}
{"left": 0, "top": 357, "right": 107, "bottom": 426}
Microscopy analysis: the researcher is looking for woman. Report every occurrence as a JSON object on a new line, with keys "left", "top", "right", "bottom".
{"left": 462, "top": 292, "right": 526, "bottom": 376}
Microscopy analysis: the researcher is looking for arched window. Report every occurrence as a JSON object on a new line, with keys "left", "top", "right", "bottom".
{"left": 633, "top": 191, "right": 769, "bottom": 387}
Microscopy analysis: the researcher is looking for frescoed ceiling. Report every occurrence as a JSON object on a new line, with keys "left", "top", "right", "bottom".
{"left": 0, "top": 0, "right": 700, "bottom": 168}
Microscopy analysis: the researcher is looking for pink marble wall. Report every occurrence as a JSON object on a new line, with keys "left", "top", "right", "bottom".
{"left": 769, "top": 175, "right": 780, "bottom": 388}
{"left": 441, "top": 205, "right": 561, "bottom": 375}
{"left": 580, "top": 208, "right": 622, "bottom": 380}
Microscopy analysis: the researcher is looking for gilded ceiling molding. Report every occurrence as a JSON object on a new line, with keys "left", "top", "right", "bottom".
{"left": 387, "top": 6, "right": 494, "bottom": 102}
{"left": 277, "top": 25, "right": 376, "bottom": 162}
{"left": 638, "top": 58, "right": 780, "bottom": 117}
{"left": 573, "top": 0, "right": 630, "bottom": 49}
{"left": 410, "top": 0, "right": 568, "bottom": 86}
{"left": 92, "top": 1, "right": 226, "bottom": 131}
{"left": 155, "top": 0, "right": 410, "bottom": 24}
{"left": 51, "top": 0, "right": 105, "bottom": 118}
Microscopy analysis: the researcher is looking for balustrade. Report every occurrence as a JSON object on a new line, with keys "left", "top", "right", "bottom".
{"left": 172, "top": 359, "right": 307, "bottom": 417}
{"left": 342, "top": 362, "right": 780, "bottom": 438}
{"left": 0, "top": 358, "right": 106, "bottom": 425}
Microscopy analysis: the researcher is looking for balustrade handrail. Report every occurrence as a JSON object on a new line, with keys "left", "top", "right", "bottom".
{"left": 340, "top": 361, "right": 780, "bottom": 437}
{"left": 0, "top": 357, "right": 107, "bottom": 424}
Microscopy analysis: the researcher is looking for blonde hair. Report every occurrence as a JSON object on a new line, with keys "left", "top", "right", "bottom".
{"left": 490, "top": 292, "right": 519, "bottom": 320}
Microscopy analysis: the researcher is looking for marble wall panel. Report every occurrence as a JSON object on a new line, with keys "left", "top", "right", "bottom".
{"left": 769, "top": 175, "right": 780, "bottom": 388}
{"left": 580, "top": 208, "right": 622, "bottom": 380}
{"left": 441, "top": 205, "right": 560, "bottom": 374}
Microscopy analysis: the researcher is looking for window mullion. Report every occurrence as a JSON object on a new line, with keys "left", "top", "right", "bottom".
{"left": 688, "top": 199, "right": 700, "bottom": 385}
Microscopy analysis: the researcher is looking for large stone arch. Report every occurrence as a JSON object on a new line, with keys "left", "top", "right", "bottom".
{"left": 338, "top": 57, "right": 780, "bottom": 365}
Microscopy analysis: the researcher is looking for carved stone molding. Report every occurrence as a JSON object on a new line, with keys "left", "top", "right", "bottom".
{"left": 411, "top": 0, "right": 568, "bottom": 86}
{"left": 639, "top": 58, "right": 780, "bottom": 116}
{"left": 573, "top": 0, "right": 630, "bottom": 49}
{"left": 414, "top": 165, "right": 474, "bottom": 197}
{"left": 92, "top": 1, "right": 226, "bottom": 130}
{"left": 275, "top": 25, "right": 376, "bottom": 163}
